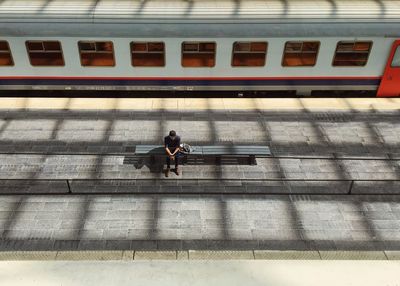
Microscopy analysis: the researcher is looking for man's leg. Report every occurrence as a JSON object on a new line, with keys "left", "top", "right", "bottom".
{"left": 175, "top": 156, "right": 180, "bottom": 175}
{"left": 166, "top": 156, "right": 171, "bottom": 169}
{"left": 165, "top": 156, "right": 171, "bottom": 177}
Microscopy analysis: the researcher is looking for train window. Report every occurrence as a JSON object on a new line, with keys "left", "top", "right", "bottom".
{"left": 131, "top": 42, "right": 165, "bottom": 67}
{"left": 0, "top": 41, "right": 13, "bottom": 66}
{"left": 182, "top": 42, "right": 216, "bottom": 67}
{"left": 392, "top": 46, "right": 400, "bottom": 67}
{"left": 332, "top": 41, "right": 372, "bottom": 66}
{"left": 26, "top": 40, "right": 64, "bottom": 66}
{"left": 79, "top": 42, "right": 96, "bottom": 51}
{"left": 282, "top": 41, "right": 320, "bottom": 67}
{"left": 78, "top": 41, "right": 115, "bottom": 67}
{"left": 232, "top": 41, "right": 267, "bottom": 67}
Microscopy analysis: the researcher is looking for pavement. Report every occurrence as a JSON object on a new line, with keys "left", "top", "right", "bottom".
{"left": 0, "top": 102, "right": 399, "bottom": 159}
{"left": 1, "top": 194, "right": 400, "bottom": 251}
{"left": 1, "top": 260, "right": 400, "bottom": 286}
{"left": 0, "top": 98, "right": 400, "bottom": 252}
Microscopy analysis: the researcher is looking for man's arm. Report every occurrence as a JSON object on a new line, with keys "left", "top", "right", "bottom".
{"left": 165, "top": 137, "right": 172, "bottom": 156}
{"left": 171, "top": 137, "right": 181, "bottom": 155}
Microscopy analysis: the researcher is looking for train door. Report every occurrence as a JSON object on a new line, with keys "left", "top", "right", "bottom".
{"left": 377, "top": 40, "right": 400, "bottom": 97}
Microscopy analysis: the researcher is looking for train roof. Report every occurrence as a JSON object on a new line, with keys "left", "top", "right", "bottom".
{"left": 1, "top": 0, "right": 400, "bottom": 37}
{"left": 1, "top": 0, "right": 400, "bottom": 22}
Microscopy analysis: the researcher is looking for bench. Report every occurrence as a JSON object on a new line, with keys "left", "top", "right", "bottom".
{"left": 134, "top": 145, "right": 271, "bottom": 165}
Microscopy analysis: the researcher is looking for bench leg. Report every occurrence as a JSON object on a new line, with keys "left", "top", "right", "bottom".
{"left": 249, "top": 155, "right": 256, "bottom": 165}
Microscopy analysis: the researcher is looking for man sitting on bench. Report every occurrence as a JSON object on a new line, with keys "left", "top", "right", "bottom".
{"left": 164, "top": 130, "right": 181, "bottom": 177}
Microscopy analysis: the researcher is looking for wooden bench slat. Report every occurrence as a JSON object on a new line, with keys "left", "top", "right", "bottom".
{"left": 202, "top": 146, "right": 270, "bottom": 155}
{"left": 134, "top": 145, "right": 271, "bottom": 156}
{"left": 135, "top": 145, "right": 204, "bottom": 155}
{"left": 135, "top": 145, "right": 165, "bottom": 154}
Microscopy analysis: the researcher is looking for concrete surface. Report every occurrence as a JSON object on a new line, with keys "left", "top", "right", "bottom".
{"left": 0, "top": 98, "right": 399, "bottom": 252}
{"left": 1, "top": 194, "right": 400, "bottom": 251}
{"left": 1, "top": 260, "right": 400, "bottom": 286}
{"left": 0, "top": 97, "right": 399, "bottom": 111}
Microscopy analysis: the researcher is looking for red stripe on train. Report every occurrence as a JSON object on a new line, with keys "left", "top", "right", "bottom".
{"left": 0, "top": 76, "right": 382, "bottom": 80}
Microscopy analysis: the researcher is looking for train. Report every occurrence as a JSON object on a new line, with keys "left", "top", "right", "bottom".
{"left": 0, "top": 0, "right": 400, "bottom": 97}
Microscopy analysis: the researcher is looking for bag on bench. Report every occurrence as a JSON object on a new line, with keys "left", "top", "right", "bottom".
{"left": 179, "top": 143, "right": 195, "bottom": 154}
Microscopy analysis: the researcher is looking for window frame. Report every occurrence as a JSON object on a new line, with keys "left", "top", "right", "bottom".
{"left": 25, "top": 40, "right": 64, "bottom": 67}
{"left": 281, "top": 41, "right": 320, "bottom": 67}
{"left": 130, "top": 41, "right": 166, "bottom": 67}
{"left": 332, "top": 41, "right": 373, "bottom": 67}
{"left": 0, "top": 40, "right": 14, "bottom": 67}
{"left": 78, "top": 40, "right": 116, "bottom": 67}
{"left": 231, "top": 41, "right": 268, "bottom": 67}
{"left": 181, "top": 41, "right": 216, "bottom": 68}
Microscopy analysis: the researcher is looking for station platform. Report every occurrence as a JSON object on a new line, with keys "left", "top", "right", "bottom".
{"left": 1, "top": 260, "right": 400, "bottom": 286}
{"left": 0, "top": 97, "right": 400, "bottom": 254}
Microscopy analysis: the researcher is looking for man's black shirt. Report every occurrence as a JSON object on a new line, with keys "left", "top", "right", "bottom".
{"left": 164, "top": 135, "right": 181, "bottom": 150}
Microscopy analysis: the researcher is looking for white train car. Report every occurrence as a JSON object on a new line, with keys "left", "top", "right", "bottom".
{"left": 0, "top": 0, "right": 400, "bottom": 96}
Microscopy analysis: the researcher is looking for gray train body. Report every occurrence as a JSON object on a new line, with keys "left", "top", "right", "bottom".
{"left": 0, "top": 0, "right": 399, "bottom": 95}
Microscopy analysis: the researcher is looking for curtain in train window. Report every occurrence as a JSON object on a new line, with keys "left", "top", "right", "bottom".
{"left": 78, "top": 41, "right": 115, "bottom": 67}
{"left": 182, "top": 42, "right": 216, "bottom": 67}
{"left": 0, "top": 41, "right": 13, "bottom": 66}
{"left": 26, "top": 41, "right": 64, "bottom": 66}
{"left": 282, "top": 41, "right": 320, "bottom": 67}
{"left": 131, "top": 42, "right": 165, "bottom": 67}
{"left": 232, "top": 42, "right": 267, "bottom": 67}
{"left": 332, "top": 41, "right": 372, "bottom": 67}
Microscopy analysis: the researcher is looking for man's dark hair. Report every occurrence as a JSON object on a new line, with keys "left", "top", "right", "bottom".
{"left": 169, "top": 130, "right": 176, "bottom": 137}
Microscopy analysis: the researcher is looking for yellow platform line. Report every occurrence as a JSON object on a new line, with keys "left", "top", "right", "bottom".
{"left": 0, "top": 98, "right": 400, "bottom": 111}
